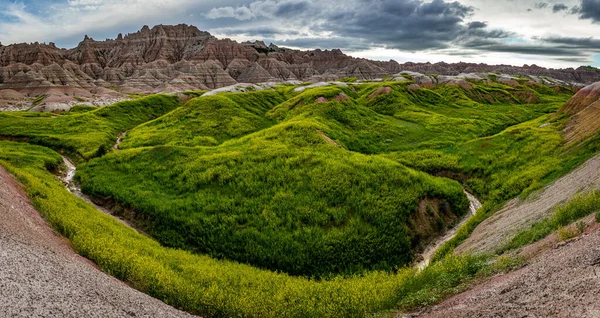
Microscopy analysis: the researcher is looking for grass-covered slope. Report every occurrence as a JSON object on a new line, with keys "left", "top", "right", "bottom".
{"left": 266, "top": 82, "right": 569, "bottom": 154}
{"left": 78, "top": 135, "right": 468, "bottom": 277}
{"left": 76, "top": 80, "right": 575, "bottom": 277}
{"left": 0, "top": 95, "right": 180, "bottom": 159}
{"left": 0, "top": 78, "right": 587, "bottom": 316}
{"left": 121, "top": 91, "right": 284, "bottom": 148}
{"left": 0, "top": 140, "right": 508, "bottom": 318}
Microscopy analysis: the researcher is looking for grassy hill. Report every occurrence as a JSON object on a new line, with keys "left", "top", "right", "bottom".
{"left": 75, "top": 80, "right": 575, "bottom": 277}
{"left": 121, "top": 91, "right": 284, "bottom": 148}
{"left": 2, "top": 78, "right": 595, "bottom": 316}
{"left": 0, "top": 95, "right": 180, "bottom": 160}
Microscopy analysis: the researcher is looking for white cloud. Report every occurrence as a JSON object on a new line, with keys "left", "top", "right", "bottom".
{"left": 0, "top": 0, "right": 599, "bottom": 68}
{"left": 206, "top": 6, "right": 255, "bottom": 20}
{"left": 0, "top": 0, "right": 228, "bottom": 45}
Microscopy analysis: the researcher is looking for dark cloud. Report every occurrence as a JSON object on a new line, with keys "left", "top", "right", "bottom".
{"left": 273, "top": 0, "right": 311, "bottom": 17}
{"left": 542, "top": 36, "right": 600, "bottom": 49}
{"left": 315, "top": 0, "right": 480, "bottom": 50}
{"left": 554, "top": 56, "right": 595, "bottom": 63}
{"left": 465, "top": 35, "right": 600, "bottom": 57}
{"left": 552, "top": 4, "right": 569, "bottom": 13}
{"left": 577, "top": 0, "right": 600, "bottom": 22}
{"left": 213, "top": 26, "right": 300, "bottom": 37}
{"left": 467, "top": 43, "right": 588, "bottom": 56}
{"left": 208, "top": 0, "right": 488, "bottom": 51}
{"left": 202, "top": 0, "right": 600, "bottom": 64}
{"left": 266, "top": 37, "right": 374, "bottom": 51}
{"left": 467, "top": 21, "right": 487, "bottom": 29}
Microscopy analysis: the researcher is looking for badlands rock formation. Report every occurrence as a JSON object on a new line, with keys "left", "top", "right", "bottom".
{"left": 0, "top": 24, "right": 394, "bottom": 96}
{"left": 1, "top": 23, "right": 599, "bottom": 111}
{"left": 2, "top": 24, "right": 600, "bottom": 96}
{"left": 560, "top": 81, "right": 600, "bottom": 143}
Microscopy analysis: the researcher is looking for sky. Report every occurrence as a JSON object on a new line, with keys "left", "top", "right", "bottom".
{"left": 1, "top": 0, "right": 600, "bottom": 68}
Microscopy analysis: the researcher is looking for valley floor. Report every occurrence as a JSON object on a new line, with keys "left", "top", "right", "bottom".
{"left": 0, "top": 166, "right": 195, "bottom": 318}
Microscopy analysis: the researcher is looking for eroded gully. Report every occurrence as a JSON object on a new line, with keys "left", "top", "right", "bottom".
{"left": 59, "top": 131, "right": 141, "bottom": 233}
{"left": 417, "top": 191, "right": 482, "bottom": 270}
{"left": 60, "top": 131, "right": 481, "bottom": 270}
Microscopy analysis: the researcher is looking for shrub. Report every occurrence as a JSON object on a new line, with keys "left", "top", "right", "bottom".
{"left": 557, "top": 226, "right": 577, "bottom": 241}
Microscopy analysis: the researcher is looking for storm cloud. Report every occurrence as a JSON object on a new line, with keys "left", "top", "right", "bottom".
{"left": 577, "top": 0, "right": 600, "bottom": 22}
{"left": 207, "top": 0, "right": 514, "bottom": 51}
{"left": 3, "top": 0, "right": 600, "bottom": 68}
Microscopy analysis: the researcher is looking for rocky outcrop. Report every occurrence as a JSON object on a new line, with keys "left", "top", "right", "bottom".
{"left": 234, "top": 62, "right": 275, "bottom": 84}
{"left": 397, "top": 62, "right": 600, "bottom": 86}
{"left": 560, "top": 81, "right": 600, "bottom": 143}
{"left": 2, "top": 23, "right": 600, "bottom": 99}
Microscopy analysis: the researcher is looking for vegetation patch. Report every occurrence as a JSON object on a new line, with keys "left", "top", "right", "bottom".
{"left": 121, "top": 91, "right": 283, "bottom": 148}
{"left": 78, "top": 141, "right": 468, "bottom": 277}
{"left": 498, "top": 189, "right": 600, "bottom": 253}
{"left": 0, "top": 140, "right": 510, "bottom": 318}
{"left": 0, "top": 95, "right": 180, "bottom": 160}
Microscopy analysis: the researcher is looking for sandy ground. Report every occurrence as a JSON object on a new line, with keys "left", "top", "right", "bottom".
{"left": 0, "top": 166, "right": 196, "bottom": 318}
{"left": 405, "top": 225, "right": 600, "bottom": 318}
{"left": 456, "top": 153, "right": 600, "bottom": 255}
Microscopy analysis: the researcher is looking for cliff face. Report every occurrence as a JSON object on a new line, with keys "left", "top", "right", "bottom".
{"left": 559, "top": 81, "right": 600, "bottom": 143}
{"left": 1, "top": 23, "right": 600, "bottom": 96}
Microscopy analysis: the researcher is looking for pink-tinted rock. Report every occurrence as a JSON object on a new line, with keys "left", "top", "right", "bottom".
{"left": 368, "top": 87, "right": 392, "bottom": 100}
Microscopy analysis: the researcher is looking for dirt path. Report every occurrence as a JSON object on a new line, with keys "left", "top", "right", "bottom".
{"left": 0, "top": 166, "right": 196, "bottom": 318}
{"left": 404, "top": 227, "right": 600, "bottom": 318}
{"left": 417, "top": 191, "right": 481, "bottom": 269}
{"left": 456, "top": 153, "right": 600, "bottom": 254}
{"left": 61, "top": 156, "right": 143, "bottom": 234}
{"left": 113, "top": 131, "right": 126, "bottom": 150}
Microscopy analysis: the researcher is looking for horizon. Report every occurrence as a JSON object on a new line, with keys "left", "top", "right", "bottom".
{"left": 2, "top": 22, "right": 594, "bottom": 71}
{"left": 2, "top": 0, "right": 600, "bottom": 69}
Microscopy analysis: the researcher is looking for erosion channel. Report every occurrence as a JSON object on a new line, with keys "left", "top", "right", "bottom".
{"left": 61, "top": 146, "right": 482, "bottom": 273}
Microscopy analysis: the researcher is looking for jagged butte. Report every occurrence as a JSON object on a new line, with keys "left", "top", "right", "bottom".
{"left": 0, "top": 23, "right": 598, "bottom": 110}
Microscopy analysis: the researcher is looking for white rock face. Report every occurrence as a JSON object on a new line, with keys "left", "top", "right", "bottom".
{"left": 293, "top": 82, "right": 349, "bottom": 93}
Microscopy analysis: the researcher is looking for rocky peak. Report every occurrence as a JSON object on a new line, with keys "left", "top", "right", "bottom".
{"left": 2, "top": 23, "right": 600, "bottom": 97}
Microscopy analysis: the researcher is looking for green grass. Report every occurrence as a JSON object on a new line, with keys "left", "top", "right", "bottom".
{"left": 0, "top": 140, "right": 513, "bottom": 318}
{"left": 122, "top": 91, "right": 284, "bottom": 148}
{"left": 0, "top": 95, "right": 180, "bottom": 160}
{"left": 68, "top": 105, "right": 98, "bottom": 113}
{"left": 78, "top": 137, "right": 469, "bottom": 277}
{"left": 0, "top": 79, "right": 588, "bottom": 315}
{"left": 75, "top": 81, "right": 576, "bottom": 277}
{"left": 267, "top": 82, "right": 565, "bottom": 154}
{"left": 498, "top": 189, "right": 600, "bottom": 253}
{"left": 430, "top": 129, "right": 600, "bottom": 261}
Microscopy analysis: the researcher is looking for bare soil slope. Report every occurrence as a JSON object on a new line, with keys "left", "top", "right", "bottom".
{"left": 561, "top": 82, "right": 600, "bottom": 143}
{"left": 405, "top": 226, "right": 600, "bottom": 318}
{"left": 0, "top": 166, "right": 195, "bottom": 318}
{"left": 456, "top": 153, "right": 600, "bottom": 255}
